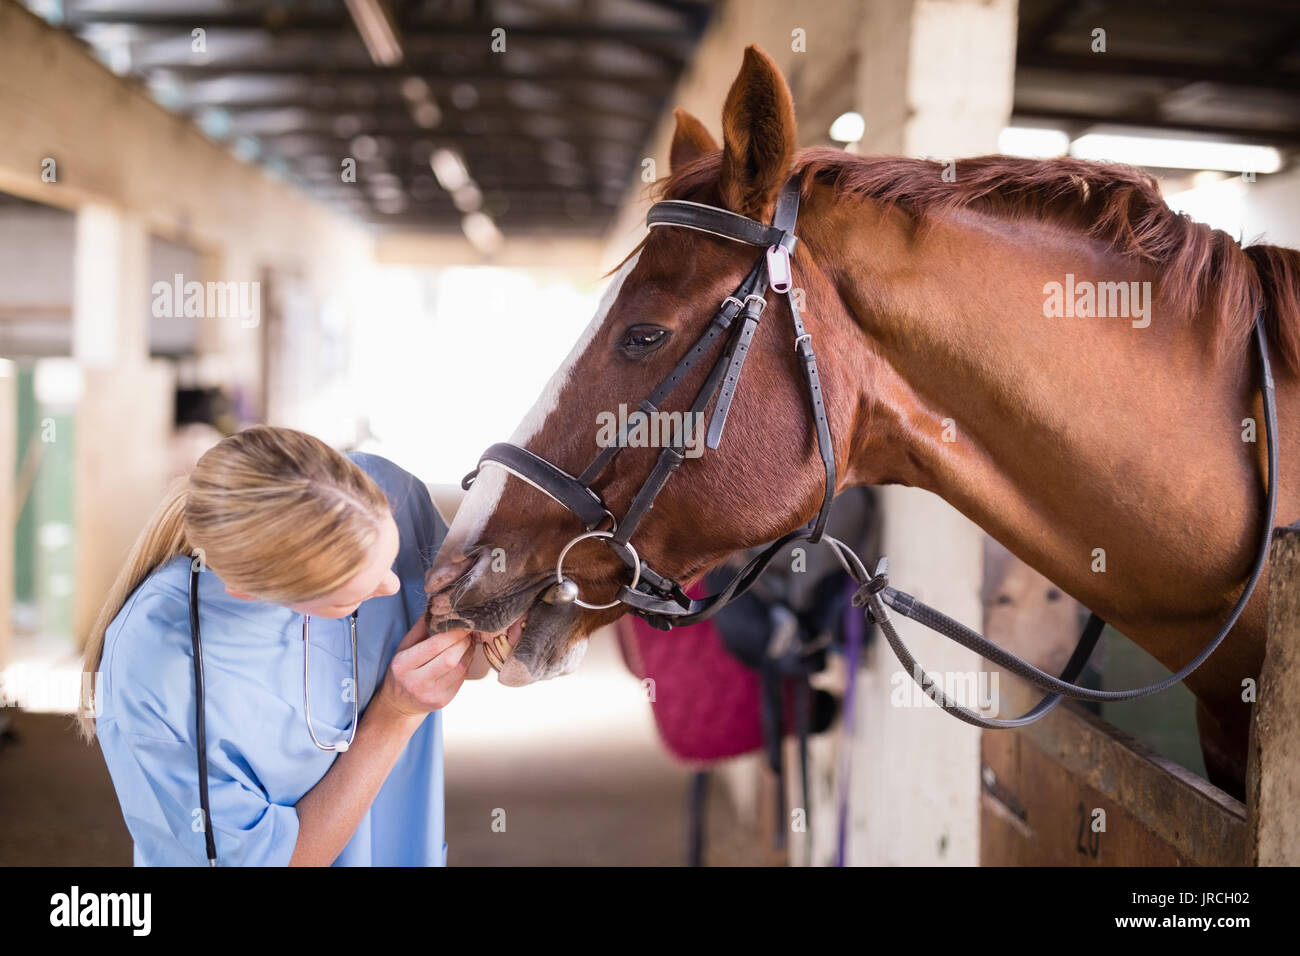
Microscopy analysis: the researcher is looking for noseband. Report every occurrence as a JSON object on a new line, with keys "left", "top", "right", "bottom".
{"left": 461, "top": 176, "right": 1280, "bottom": 731}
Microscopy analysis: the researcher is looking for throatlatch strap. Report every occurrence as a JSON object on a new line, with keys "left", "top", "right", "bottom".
{"left": 770, "top": 177, "right": 837, "bottom": 543}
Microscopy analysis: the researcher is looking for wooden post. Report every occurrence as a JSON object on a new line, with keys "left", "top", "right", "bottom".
{"left": 979, "top": 542, "right": 1250, "bottom": 866}
{"left": 1247, "top": 526, "right": 1300, "bottom": 865}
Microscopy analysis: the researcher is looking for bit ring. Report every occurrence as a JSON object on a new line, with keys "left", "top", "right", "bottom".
{"left": 555, "top": 531, "right": 640, "bottom": 611}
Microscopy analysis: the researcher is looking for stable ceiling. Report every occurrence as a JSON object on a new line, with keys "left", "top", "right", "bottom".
{"left": 34, "top": 0, "right": 1300, "bottom": 238}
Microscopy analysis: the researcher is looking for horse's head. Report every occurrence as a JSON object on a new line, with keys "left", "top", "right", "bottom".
{"left": 425, "top": 46, "right": 861, "bottom": 684}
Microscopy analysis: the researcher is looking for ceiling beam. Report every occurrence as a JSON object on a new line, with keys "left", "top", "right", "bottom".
{"left": 1017, "top": 51, "right": 1300, "bottom": 91}
{"left": 63, "top": 12, "right": 699, "bottom": 45}
{"left": 151, "top": 62, "right": 669, "bottom": 93}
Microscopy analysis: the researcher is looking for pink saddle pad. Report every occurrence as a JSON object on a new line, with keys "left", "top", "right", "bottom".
{"left": 615, "top": 611, "right": 764, "bottom": 765}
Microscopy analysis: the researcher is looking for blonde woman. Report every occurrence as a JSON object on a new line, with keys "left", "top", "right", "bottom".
{"left": 81, "top": 425, "right": 477, "bottom": 866}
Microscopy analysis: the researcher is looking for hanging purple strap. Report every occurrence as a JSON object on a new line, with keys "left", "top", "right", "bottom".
{"left": 835, "top": 577, "right": 866, "bottom": 867}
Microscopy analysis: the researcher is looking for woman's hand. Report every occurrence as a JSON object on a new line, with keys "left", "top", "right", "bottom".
{"left": 376, "top": 619, "right": 474, "bottom": 718}
{"left": 292, "top": 620, "right": 472, "bottom": 866}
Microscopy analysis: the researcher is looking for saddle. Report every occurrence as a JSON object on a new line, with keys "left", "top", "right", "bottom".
{"left": 617, "top": 486, "right": 877, "bottom": 857}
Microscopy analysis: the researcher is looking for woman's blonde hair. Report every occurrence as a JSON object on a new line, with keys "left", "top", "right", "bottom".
{"left": 78, "top": 425, "right": 390, "bottom": 740}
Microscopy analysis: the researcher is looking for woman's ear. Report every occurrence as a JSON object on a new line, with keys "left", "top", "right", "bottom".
{"left": 669, "top": 108, "right": 719, "bottom": 172}
{"left": 718, "top": 45, "right": 798, "bottom": 220}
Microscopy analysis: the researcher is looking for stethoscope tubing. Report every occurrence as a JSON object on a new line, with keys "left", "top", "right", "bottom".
{"left": 188, "top": 567, "right": 218, "bottom": 866}
{"left": 301, "top": 611, "right": 360, "bottom": 753}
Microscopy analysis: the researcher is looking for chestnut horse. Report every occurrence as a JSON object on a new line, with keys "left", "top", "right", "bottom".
{"left": 426, "top": 45, "right": 1300, "bottom": 797}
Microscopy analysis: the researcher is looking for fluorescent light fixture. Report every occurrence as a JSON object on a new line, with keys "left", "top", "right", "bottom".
{"left": 350, "top": 134, "right": 380, "bottom": 161}
{"left": 231, "top": 136, "right": 261, "bottom": 162}
{"left": 412, "top": 100, "right": 441, "bottom": 129}
{"left": 829, "top": 111, "right": 865, "bottom": 144}
{"left": 345, "top": 0, "right": 403, "bottom": 67}
{"left": 431, "top": 148, "right": 469, "bottom": 191}
{"left": 451, "top": 182, "right": 483, "bottom": 213}
{"left": 462, "top": 212, "right": 503, "bottom": 255}
{"left": 28, "top": 0, "right": 64, "bottom": 25}
{"left": 400, "top": 76, "right": 430, "bottom": 101}
{"left": 197, "top": 107, "right": 232, "bottom": 139}
{"left": 1070, "top": 133, "right": 1283, "bottom": 174}
{"left": 999, "top": 126, "right": 1069, "bottom": 158}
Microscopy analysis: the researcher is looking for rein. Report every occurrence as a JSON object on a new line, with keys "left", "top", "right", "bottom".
{"left": 461, "top": 175, "right": 1280, "bottom": 729}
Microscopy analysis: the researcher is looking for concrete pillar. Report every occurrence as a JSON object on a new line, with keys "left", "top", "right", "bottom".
{"left": 70, "top": 203, "right": 173, "bottom": 644}
{"left": 73, "top": 205, "right": 149, "bottom": 369}
{"left": 835, "top": 0, "right": 1017, "bottom": 867}
{"left": 73, "top": 364, "right": 172, "bottom": 643}
{"left": 204, "top": 245, "right": 263, "bottom": 420}
{"left": 856, "top": 0, "right": 1017, "bottom": 157}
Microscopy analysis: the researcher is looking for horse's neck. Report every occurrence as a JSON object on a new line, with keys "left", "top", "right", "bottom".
{"left": 823, "top": 200, "right": 1262, "bottom": 676}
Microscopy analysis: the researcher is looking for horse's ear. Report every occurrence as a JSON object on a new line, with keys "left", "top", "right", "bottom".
{"left": 669, "top": 108, "right": 719, "bottom": 171}
{"left": 718, "top": 45, "right": 797, "bottom": 219}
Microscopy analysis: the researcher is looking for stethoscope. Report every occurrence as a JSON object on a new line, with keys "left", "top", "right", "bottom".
{"left": 188, "top": 567, "right": 359, "bottom": 866}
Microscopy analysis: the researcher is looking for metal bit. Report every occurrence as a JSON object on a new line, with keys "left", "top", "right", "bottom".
{"left": 542, "top": 578, "right": 579, "bottom": 605}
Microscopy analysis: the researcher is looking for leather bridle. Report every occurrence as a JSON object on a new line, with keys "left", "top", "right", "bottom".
{"left": 462, "top": 176, "right": 836, "bottom": 626}
{"left": 460, "top": 174, "right": 1280, "bottom": 730}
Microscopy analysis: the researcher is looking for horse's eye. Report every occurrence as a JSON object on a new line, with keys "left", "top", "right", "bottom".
{"left": 620, "top": 325, "right": 670, "bottom": 357}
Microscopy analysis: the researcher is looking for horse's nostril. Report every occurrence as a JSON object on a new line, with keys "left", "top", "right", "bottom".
{"left": 424, "top": 548, "right": 481, "bottom": 597}
{"left": 448, "top": 549, "right": 499, "bottom": 604}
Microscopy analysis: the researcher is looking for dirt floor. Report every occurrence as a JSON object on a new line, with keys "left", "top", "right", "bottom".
{"left": 0, "top": 630, "right": 767, "bottom": 866}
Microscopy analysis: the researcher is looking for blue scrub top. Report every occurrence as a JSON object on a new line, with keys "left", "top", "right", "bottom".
{"left": 95, "top": 452, "right": 448, "bottom": 866}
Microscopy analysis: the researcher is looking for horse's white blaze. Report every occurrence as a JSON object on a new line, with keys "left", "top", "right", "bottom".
{"left": 444, "top": 250, "right": 642, "bottom": 564}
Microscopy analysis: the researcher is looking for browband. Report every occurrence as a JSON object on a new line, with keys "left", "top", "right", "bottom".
{"left": 648, "top": 199, "right": 798, "bottom": 252}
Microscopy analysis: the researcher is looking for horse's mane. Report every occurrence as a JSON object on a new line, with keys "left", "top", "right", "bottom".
{"left": 658, "top": 148, "right": 1300, "bottom": 372}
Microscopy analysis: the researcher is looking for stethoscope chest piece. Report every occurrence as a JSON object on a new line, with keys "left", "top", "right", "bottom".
{"left": 301, "top": 609, "right": 360, "bottom": 753}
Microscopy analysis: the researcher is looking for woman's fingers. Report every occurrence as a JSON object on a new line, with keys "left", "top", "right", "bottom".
{"left": 379, "top": 623, "right": 475, "bottom": 716}
{"left": 394, "top": 623, "right": 472, "bottom": 670}
{"left": 414, "top": 633, "right": 474, "bottom": 677}
{"left": 404, "top": 640, "right": 472, "bottom": 712}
